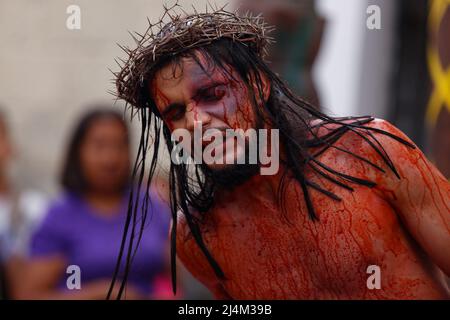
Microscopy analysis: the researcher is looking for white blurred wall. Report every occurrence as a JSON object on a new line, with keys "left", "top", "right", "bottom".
{"left": 314, "top": 0, "right": 397, "bottom": 118}
{"left": 315, "top": 0, "right": 368, "bottom": 116}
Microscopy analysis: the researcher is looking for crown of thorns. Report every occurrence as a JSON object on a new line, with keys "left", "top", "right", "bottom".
{"left": 113, "top": 4, "right": 275, "bottom": 110}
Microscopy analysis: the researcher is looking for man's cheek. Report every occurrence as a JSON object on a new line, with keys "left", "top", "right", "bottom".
{"left": 220, "top": 96, "right": 253, "bottom": 130}
{"left": 230, "top": 84, "right": 256, "bottom": 130}
{"left": 230, "top": 103, "right": 256, "bottom": 131}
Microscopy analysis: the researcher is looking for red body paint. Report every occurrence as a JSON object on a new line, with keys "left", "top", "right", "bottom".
{"left": 176, "top": 120, "right": 450, "bottom": 299}
{"left": 150, "top": 53, "right": 450, "bottom": 299}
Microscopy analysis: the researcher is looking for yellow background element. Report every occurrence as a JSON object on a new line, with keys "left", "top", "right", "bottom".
{"left": 426, "top": 0, "right": 450, "bottom": 126}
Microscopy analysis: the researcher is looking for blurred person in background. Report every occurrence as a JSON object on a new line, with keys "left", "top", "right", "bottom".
{"left": 0, "top": 108, "right": 48, "bottom": 299}
{"left": 18, "top": 108, "right": 171, "bottom": 299}
{"left": 237, "top": 0, "right": 325, "bottom": 106}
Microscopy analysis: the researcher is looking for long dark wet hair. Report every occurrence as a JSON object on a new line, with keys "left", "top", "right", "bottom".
{"left": 107, "top": 38, "right": 415, "bottom": 299}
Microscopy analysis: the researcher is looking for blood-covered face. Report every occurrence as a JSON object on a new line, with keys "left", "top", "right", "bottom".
{"left": 151, "top": 51, "right": 269, "bottom": 172}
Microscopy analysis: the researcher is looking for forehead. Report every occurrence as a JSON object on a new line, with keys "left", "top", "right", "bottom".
{"left": 151, "top": 52, "right": 232, "bottom": 97}
{"left": 156, "top": 58, "right": 206, "bottom": 89}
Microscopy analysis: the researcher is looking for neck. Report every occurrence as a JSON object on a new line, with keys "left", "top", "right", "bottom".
{"left": 218, "top": 164, "right": 287, "bottom": 206}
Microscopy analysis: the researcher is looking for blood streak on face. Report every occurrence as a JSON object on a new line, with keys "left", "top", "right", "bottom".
{"left": 150, "top": 51, "right": 266, "bottom": 170}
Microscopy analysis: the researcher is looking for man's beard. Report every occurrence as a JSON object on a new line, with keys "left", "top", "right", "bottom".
{"left": 202, "top": 119, "right": 267, "bottom": 189}
{"left": 207, "top": 162, "right": 260, "bottom": 189}
{"left": 200, "top": 139, "right": 261, "bottom": 189}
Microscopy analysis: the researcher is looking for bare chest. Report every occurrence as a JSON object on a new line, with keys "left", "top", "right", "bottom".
{"left": 185, "top": 185, "right": 432, "bottom": 299}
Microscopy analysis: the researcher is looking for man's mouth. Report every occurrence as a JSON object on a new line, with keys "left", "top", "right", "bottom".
{"left": 201, "top": 130, "right": 225, "bottom": 148}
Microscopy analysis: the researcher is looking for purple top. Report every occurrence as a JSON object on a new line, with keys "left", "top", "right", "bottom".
{"left": 30, "top": 190, "right": 170, "bottom": 295}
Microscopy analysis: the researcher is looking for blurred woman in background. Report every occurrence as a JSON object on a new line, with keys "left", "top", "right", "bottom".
{"left": 18, "top": 108, "right": 171, "bottom": 299}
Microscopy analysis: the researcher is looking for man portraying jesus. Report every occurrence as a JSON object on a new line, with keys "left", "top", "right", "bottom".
{"left": 109, "top": 7, "right": 450, "bottom": 299}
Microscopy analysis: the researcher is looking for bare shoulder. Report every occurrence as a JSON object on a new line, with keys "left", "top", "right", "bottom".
{"left": 363, "top": 118, "right": 415, "bottom": 143}
{"left": 175, "top": 211, "right": 202, "bottom": 266}
{"left": 175, "top": 210, "right": 220, "bottom": 284}
{"left": 354, "top": 118, "right": 418, "bottom": 161}
{"left": 311, "top": 117, "right": 411, "bottom": 140}
{"left": 307, "top": 117, "right": 425, "bottom": 191}
{"left": 310, "top": 117, "right": 417, "bottom": 158}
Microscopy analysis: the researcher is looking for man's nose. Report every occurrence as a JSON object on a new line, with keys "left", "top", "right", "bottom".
{"left": 185, "top": 104, "right": 211, "bottom": 131}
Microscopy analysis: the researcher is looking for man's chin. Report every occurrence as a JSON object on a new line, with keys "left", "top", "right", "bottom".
{"left": 203, "top": 162, "right": 231, "bottom": 171}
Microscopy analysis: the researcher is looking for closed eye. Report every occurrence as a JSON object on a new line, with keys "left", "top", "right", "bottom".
{"left": 194, "top": 83, "right": 227, "bottom": 103}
